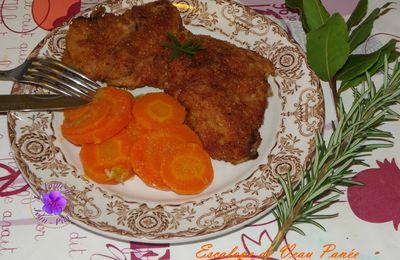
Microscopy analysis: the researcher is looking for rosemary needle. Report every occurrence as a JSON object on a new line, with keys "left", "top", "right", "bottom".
{"left": 163, "top": 32, "right": 204, "bottom": 62}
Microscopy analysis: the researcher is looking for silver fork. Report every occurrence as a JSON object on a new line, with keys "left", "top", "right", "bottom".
{"left": 0, "top": 57, "right": 99, "bottom": 100}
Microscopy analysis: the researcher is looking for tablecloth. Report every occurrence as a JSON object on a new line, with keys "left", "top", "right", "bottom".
{"left": 1, "top": 0, "right": 399, "bottom": 259}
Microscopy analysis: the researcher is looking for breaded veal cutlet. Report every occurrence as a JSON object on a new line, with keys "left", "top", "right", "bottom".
{"left": 62, "top": 0, "right": 275, "bottom": 164}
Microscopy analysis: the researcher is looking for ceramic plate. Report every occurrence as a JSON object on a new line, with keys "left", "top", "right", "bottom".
{"left": 8, "top": 0, "right": 324, "bottom": 243}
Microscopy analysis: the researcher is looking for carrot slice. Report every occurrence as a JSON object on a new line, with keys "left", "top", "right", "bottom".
{"left": 160, "top": 143, "right": 213, "bottom": 195}
{"left": 130, "top": 125, "right": 202, "bottom": 190}
{"left": 62, "top": 87, "right": 133, "bottom": 145}
{"left": 62, "top": 100, "right": 111, "bottom": 135}
{"left": 133, "top": 92, "right": 186, "bottom": 130}
{"left": 80, "top": 130, "right": 135, "bottom": 184}
{"left": 89, "top": 88, "right": 133, "bottom": 143}
{"left": 125, "top": 111, "right": 148, "bottom": 140}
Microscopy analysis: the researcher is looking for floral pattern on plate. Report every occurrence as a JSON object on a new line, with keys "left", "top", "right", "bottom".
{"left": 8, "top": 0, "right": 324, "bottom": 243}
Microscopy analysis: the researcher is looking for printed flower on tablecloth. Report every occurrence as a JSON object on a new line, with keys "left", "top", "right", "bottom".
{"left": 32, "top": 0, "right": 81, "bottom": 30}
{"left": 42, "top": 190, "right": 67, "bottom": 215}
{"left": 348, "top": 159, "right": 400, "bottom": 230}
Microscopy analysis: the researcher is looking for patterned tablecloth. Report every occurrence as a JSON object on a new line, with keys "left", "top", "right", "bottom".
{"left": 0, "top": 0, "right": 399, "bottom": 259}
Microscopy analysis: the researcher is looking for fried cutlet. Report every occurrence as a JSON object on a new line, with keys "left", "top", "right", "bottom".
{"left": 62, "top": 0, "right": 274, "bottom": 164}
{"left": 164, "top": 34, "right": 273, "bottom": 163}
{"left": 63, "top": 0, "right": 183, "bottom": 87}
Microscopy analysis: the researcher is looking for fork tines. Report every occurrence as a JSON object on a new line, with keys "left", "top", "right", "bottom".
{"left": 23, "top": 57, "right": 99, "bottom": 100}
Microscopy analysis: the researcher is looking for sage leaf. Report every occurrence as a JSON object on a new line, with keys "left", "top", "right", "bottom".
{"left": 336, "top": 51, "right": 381, "bottom": 81}
{"left": 347, "top": 0, "right": 368, "bottom": 29}
{"left": 306, "top": 13, "right": 350, "bottom": 81}
{"left": 303, "top": 0, "right": 330, "bottom": 31}
{"left": 348, "top": 8, "right": 379, "bottom": 51}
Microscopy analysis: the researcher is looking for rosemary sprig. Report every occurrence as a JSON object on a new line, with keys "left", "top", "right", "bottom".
{"left": 163, "top": 32, "right": 204, "bottom": 62}
{"left": 266, "top": 57, "right": 400, "bottom": 255}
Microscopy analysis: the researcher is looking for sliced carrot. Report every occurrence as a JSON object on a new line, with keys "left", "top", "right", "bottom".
{"left": 130, "top": 125, "right": 202, "bottom": 190}
{"left": 62, "top": 87, "right": 133, "bottom": 145}
{"left": 133, "top": 92, "right": 186, "bottom": 130}
{"left": 88, "top": 88, "right": 133, "bottom": 143}
{"left": 64, "top": 102, "right": 93, "bottom": 121}
{"left": 125, "top": 111, "right": 148, "bottom": 140}
{"left": 160, "top": 143, "right": 213, "bottom": 195}
{"left": 80, "top": 130, "right": 135, "bottom": 184}
{"left": 62, "top": 99, "right": 111, "bottom": 135}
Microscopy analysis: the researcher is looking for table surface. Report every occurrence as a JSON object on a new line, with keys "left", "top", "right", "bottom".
{"left": 0, "top": 0, "right": 399, "bottom": 259}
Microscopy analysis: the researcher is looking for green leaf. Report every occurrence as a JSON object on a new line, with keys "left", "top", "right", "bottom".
{"left": 289, "top": 226, "right": 306, "bottom": 236}
{"left": 285, "top": 0, "right": 303, "bottom": 11}
{"left": 381, "top": 1, "right": 395, "bottom": 9}
{"left": 388, "top": 50, "right": 400, "bottom": 62}
{"left": 348, "top": 8, "right": 380, "bottom": 51}
{"left": 379, "top": 7, "right": 395, "bottom": 18}
{"left": 347, "top": 0, "right": 368, "bottom": 28}
{"left": 339, "top": 75, "right": 365, "bottom": 93}
{"left": 285, "top": 0, "right": 310, "bottom": 32}
{"left": 336, "top": 51, "right": 381, "bottom": 81}
{"left": 378, "top": 2, "right": 396, "bottom": 18}
{"left": 306, "top": 13, "right": 350, "bottom": 81}
{"left": 163, "top": 32, "right": 204, "bottom": 62}
{"left": 301, "top": 14, "right": 311, "bottom": 32}
{"left": 348, "top": 3, "right": 395, "bottom": 51}
{"left": 303, "top": 0, "right": 330, "bottom": 31}
{"left": 339, "top": 40, "right": 399, "bottom": 92}
{"left": 368, "top": 40, "right": 398, "bottom": 74}
{"left": 166, "top": 32, "right": 180, "bottom": 46}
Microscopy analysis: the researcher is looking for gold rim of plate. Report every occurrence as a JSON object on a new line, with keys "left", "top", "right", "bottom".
{"left": 7, "top": 0, "right": 324, "bottom": 243}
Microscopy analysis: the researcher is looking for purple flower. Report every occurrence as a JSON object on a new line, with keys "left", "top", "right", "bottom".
{"left": 42, "top": 190, "right": 67, "bottom": 215}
